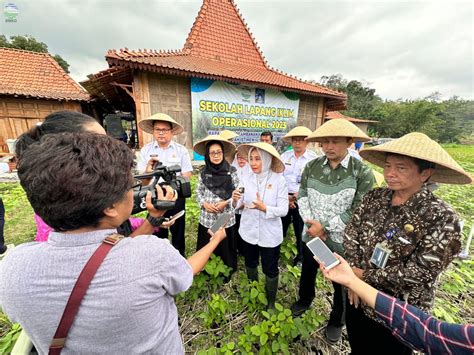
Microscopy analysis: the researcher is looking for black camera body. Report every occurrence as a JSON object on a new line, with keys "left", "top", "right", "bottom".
{"left": 132, "top": 163, "right": 192, "bottom": 214}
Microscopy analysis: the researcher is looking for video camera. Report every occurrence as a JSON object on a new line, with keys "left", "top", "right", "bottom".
{"left": 132, "top": 162, "right": 192, "bottom": 214}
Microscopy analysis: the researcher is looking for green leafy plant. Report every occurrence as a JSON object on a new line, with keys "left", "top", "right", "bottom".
{"left": 0, "top": 321, "right": 21, "bottom": 355}
{"left": 200, "top": 294, "right": 229, "bottom": 328}
{"left": 238, "top": 279, "right": 268, "bottom": 313}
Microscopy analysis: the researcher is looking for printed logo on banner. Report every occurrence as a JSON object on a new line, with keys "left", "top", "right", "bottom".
{"left": 4, "top": 3, "right": 18, "bottom": 23}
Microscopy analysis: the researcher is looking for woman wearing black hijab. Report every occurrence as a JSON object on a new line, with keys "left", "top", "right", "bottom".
{"left": 194, "top": 135, "right": 238, "bottom": 272}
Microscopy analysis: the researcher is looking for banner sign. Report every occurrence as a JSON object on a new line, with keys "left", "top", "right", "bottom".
{"left": 191, "top": 78, "right": 300, "bottom": 144}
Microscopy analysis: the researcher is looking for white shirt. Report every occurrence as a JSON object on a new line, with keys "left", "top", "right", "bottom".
{"left": 236, "top": 172, "right": 288, "bottom": 247}
{"left": 137, "top": 140, "right": 192, "bottom": 174}
{"left": 281, "top": 149, "right": 318, "bottom": 193}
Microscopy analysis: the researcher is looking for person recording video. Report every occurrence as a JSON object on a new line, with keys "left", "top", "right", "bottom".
{"left": 0, "top": 132, "right": 227, "bottom": 354}
{"left": 14, "top": 111, "right": 175, "bottom": 241}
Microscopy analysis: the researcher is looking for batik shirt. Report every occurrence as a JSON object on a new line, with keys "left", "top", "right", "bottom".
{"left": 344, "top": 187, "right": 462, "bottom": 321}
{"left": 196, "top": 168, "right": 239, "bottom": 229}
{"left": 298, "top": 154, "right": 375, "bottom": 245}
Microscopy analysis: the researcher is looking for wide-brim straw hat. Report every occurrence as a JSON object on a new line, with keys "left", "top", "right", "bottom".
{"left": 138, "top": 113, "right": 184, "bottom": 135}
{"left": 360, "top": 132, "right": 472, "bottom": 185}
{"left": 219, "top": 130, "right": 239, "bottom": 141}
{"left": 237, "top": 142, "right": 285, "bottom": 173}
{"left": 282, "top": 126, "right": 313, "bottom": 142}
{"left": 306, "top": 119, "right": 371, "bottom": 143}
{"left": 193, "top": 135, "right": 236, "bottom": 160}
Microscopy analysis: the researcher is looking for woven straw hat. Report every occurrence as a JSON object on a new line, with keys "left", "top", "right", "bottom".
{"left": 138, "top": 113, "right": 184, "bottom": 135}
{"left": 193, "top": 135, "right": 236, "bottom": 160}
{"left": 282, "top": 126, "right": 313, "bottom": 142}
{"left": 360, "top": 132, "right": 472, "bottom": 184}
{"left": 237, "top": 142, "right": 285, "bottom": 173}
{"left": 219, "top": 130, "right": 239, "bottom": 141}
{"left": 306, "top": 119, "right": 371, "bottom": 143}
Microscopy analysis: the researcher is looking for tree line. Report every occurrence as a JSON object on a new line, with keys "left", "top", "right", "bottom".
{"left": 318, "top": 74, "right": 473, "bottom": 143}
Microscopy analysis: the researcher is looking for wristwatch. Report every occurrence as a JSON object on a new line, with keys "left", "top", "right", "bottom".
{"left": 146, "top": 213, "right": 166, "bottom": 227}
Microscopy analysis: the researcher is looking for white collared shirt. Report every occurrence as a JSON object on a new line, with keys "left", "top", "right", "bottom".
{"left": 137, "top": 140, "right": 192, "bottom": 174}
{"left": 236, "top": 172, "right": 288, "bottom": 247}
{"left": 281, "top": 149, "right": 318, "bottom": 193}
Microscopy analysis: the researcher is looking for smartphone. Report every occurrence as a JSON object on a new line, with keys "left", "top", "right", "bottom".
{"left": 306, "top": 237, "right": 340, "bottom": 270}
{"left": 165, "top": 210, "right": 185, "bottom": 223}
{"left": 238, "top": 187, "right": 245, "bottom": 193}
{"left": 210, "top": 212, "right": 232, "bottom": 234}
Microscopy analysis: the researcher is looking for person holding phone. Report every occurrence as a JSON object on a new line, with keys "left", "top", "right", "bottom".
{"left": 194, "top": 135, "right": 239, "bottom": 274}
{"left": 319, "top": 254, "right": 474, "bottom": 355}
{"left": 290, "top": 119, "right": 374, "bottom": 344}
{"left": 232, "top": 142, "right": 288, "bottom": 309}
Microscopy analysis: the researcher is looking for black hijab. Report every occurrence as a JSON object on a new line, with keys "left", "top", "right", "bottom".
{"left": 201, "top": 141, "right": 234, "bottom": 200}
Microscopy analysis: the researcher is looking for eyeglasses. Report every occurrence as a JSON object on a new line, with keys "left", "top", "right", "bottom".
{"left": 209, "top": 150, "right": 223, "bottom": 157}
{"left": 153, "top": 128, "right": 172, "bottom": 134}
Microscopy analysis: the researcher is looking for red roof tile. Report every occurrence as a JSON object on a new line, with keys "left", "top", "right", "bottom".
{"left": 325, "top": 111, "right": 377, "bottom": 123}
{"left": 0, "top": 47, "right": 89, "bottom": 101}
{"left": 104, "top": 0, "right": 346, "bottom": 105}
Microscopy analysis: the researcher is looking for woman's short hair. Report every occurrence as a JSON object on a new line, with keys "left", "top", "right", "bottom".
{"left": 18, "top": 132, "right": 134, "bottom": 232}
{"left": 15, "top": 111, "right": 99, "bottom": 160}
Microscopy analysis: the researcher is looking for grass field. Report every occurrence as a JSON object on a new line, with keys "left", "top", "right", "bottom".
{"left": 0, "top": 144, "right": 473, "bottom": 354}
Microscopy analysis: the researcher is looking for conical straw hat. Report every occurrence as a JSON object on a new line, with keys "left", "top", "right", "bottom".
{"left": 306, "top": 119, "right": 371, "bottom": 143}
{"left": 219, "top": 130, "right": 239, "bottom": 141}
{"left": 360, "top": 132, "right": 472, "bottom": 184}
{"left": 193, "top": 135, "right": 236, "bottom": 160}
{"left": 237, "top": 142, "right": 285, "bottom": 173}
{"left": 138, "top": 113, "right": 184, "bottom": 135}
{"left": 282, "top": 126, "right": 313, "bottom": 142}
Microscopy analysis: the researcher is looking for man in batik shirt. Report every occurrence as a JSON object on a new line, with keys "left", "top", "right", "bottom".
{"left": 344, "top": 132, "right": 472, "bottom": 355}
{"left": 290, "top": 119, "right": 374, "bottom": 344}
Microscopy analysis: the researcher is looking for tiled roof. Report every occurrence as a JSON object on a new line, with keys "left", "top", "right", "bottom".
{"left": 0, "top": 47, "right": 89, "bottom": 101}
{"left": 325, "top": 111, "right": 377, "bottom": 123}
{"left": 104, "top": 0, "right": 346, "bottom": 105}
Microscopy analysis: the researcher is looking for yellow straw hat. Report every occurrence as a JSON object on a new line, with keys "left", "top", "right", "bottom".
{"left": 237, "top": 142, "right": 285, "bottom": 173}
{"left": 193, "top": 135, "right": 236, "bottom": 160}
{"left": 138, "top": 113, "right": 184, "bottom": 135}
{"left": 306, "top": 119, "right": 371, "bottom": 143}
{"left": 360, "top": 132, "right": 472, "bottom": 185}
{"left": 282, "top": 126, "right": 313, "bottom": 142}
{"left": 219, "top": 130, "right": 239, "bottom": 141}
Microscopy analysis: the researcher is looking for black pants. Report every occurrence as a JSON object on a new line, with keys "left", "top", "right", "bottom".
{"left": 299, "top": 243, "right": 346, "bottom": 327}
{"left": 346, "top": 300, "right": 412, "bottom": 355}
{"left": 234, "top": 213, "right": 244, "bottom": 255}
{"left": 0, "top": 198, "right": 5, "bottom": 247}
{"left": 156, "top": 197, "right": 186, "bottom": 256}
{"left": 281, "top": 203, "right": 304, "bottom": 262}
{"left": 242, "top": 239, "right": 280, "bottom": 278}
{"left": 196, "top": 222, "right": 237, "bottom": 272}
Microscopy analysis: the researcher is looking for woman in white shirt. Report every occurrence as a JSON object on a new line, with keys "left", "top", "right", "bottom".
{"left": 232, "top": 142, "right": 288, "bottom": 309}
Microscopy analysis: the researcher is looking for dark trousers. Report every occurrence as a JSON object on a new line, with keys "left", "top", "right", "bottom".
{"left": 299, "top": 243, "right": 346, "bottom": 327}
{"left": 156, "top": 197, "right": 186, "bottom": 256}
{"left": 0, "top": 198, "right": 5, "bottom": 247}
{"left": 242, "top": 239, "right": 280, "bottom": 278}
{"left": 196, "top": 222, "right": 238, "bottom": 272}
{"left": 346, "top": 300, "right": 412, "bottom": 355}
{"left": 281, "top": 203, "right": 304, "bottom": 262}
{"left": 235, "top": 213, "right": 244, "bottom": 255}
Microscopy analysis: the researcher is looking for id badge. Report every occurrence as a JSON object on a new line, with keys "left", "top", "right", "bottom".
{"left": 370, "top": 242, "right": 391, "bottom": 269}
{"left": 296, "top": 174, "right": 302, "bottom": 184}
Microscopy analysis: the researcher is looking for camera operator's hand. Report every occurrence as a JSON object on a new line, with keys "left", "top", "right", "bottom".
{"left": 208, "top": 227, "right": 227, "bottom": 242}
{"left": 145, "top": 185, "right": 177, "bottom": 218}
{"left": 145, "top": 157, "right": 160, "bottom": 173}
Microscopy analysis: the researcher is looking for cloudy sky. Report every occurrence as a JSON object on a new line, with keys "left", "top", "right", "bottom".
{"left": 1, "top": 0, "right": 472, "bottom": 100}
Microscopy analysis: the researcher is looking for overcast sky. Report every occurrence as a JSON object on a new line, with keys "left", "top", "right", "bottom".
{"left": 1, "top": 0, "right": 472, "bottom": 100}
